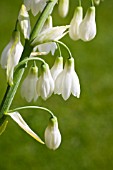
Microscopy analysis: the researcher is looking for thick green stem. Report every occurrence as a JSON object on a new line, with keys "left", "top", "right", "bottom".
{"left": 0, "top": 0, "right": 57, "bottom": 121}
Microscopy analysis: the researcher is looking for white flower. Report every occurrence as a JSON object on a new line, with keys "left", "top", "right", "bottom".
{"left": 7, "top": 112, "right": 44, "bottom": 144}
{"left": 18, "top": 4, "right": 31, "bottom": 39}
{"left": 69, "top": 6, "right": 83, "bottom": 41}
{"left": 24, "top": 0, "right": 48, "bottom": 16}
{"left": 51, "top": 56, "right": 63, "bottom": 81}
{"left": 58, "top": 0, "right": 69, "bottom": 18}
{"left": 36, "top": 16, "right": 57, "bottom": 55}
{"left": 45, "top": 116, "right": 61, "bottom": 150}
{"left": 37, "top": 63, "right": 54, "bottom": 100}
{"left": 21, "top": 66, "right": 38, "bottom": 102}
{"left": 31, "top": 25, "right": 70, "bottom": 46}
{"left": 94, "top": 0, "right": 103, "bottom": 5}
{"left": 54, "top": 57, "right": 80, "bottom": 100}
{"left": 37, "top": 42, "right": 57, "bottom": 56}
{"left": 0, "top": 31, "right": 23, "bottom": 85}
{"left": 79, "top": 6, "right": 96, "bottom": 41}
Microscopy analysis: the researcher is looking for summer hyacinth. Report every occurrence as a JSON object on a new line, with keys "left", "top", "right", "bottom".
{"left": 0, "top": 0, "right": 102, "bottom": 151}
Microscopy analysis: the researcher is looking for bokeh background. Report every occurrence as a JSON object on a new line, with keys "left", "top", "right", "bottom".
{"left": 0, "top": 0, "right": 113, "bottom": 170}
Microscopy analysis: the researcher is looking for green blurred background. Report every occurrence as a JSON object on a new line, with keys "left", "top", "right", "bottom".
{"left": 0, "top": 0, "right": 113, "bottom": 170}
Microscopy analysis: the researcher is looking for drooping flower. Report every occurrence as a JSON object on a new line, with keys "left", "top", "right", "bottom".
{"left": 31, "top": 25, "right": 70, "bottom": 46}
{"left": 94, "top": 0, "right": 103, "bottom": 5}
{"left": 0, "top": 30, "right": 23, "bottom": 85}
{"left": 45, "top": 116, "right": 61, "bottom": 150}
{"left": 24, "top": 0, "right": 48, "bottom": 16}
{"left": 69, "top": 6, "right": 83, "bottom": 41}
{"left": 58, "top": 0, "right": 69, "bottom": 18}
{"left": 79, "top": 6, "right": 96, "bottom": 41}
{"left": 7, "top": 111, "right": 44, "bottom": 144}
{"left": 21, "top": 65, "right": 38, "bottom": 102}
{"left": 18, "top": 4, "right": 31, "bottom": 39}
{"left": 54, "top": 57, "right": 80, "bottom": 100}
{"left": 36, "top": 16, "right": 57, "bottom": 55}
{"left": 51, "top": 56, "right": 63, "bottom": 81}
{"left": 37, "top": 63, "right": 54, "bottom": 100}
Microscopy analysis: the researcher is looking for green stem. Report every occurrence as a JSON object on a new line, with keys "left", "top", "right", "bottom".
{"left": 14, "top": 57, "right": 46, "bottom": 71}
{"left": 7, "top": 106, "right": 55, "bottom": 118}
{"left": 55, "top": 40, "right": 73, "bottom": 58}
{"left": 0, "top": 0, "right": 57, "bottom": 122}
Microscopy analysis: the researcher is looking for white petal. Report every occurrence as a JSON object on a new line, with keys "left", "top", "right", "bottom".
{"left": 79, "top": 7, "right": 96, "bottom": 41}
{"left": 62, "top": 72, "right": 72, "bottom": 100}
{"left": 71, "top": 71, "right": 80, "bottom": 98}
{"left": 37, "top": 42, "right": 57, "bottom": 55}
{"left": 69, "top": 7, "right": 83, "bottom": 41}
{"left": 32, "top": 25, "right": 69, "bottom": 45}
{"left": 8, "top": 112, "right": 44, "bottom": 144}
{"left": 0, "top": 41, "right": 12, "bottom": 69}
{"left": 24, "top": 0, "right": 31, "bottom": 11}
{"left": 54, "top": 70, "right": 64, "bottom": 95}
{"left": 51, "top": 57, "right": 63, "bottom": 81}
{"left": 58, "top": 0, "right": 69, "bottom": 18}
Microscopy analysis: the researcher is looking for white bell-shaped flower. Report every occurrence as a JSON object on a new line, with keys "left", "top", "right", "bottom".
{"left": 37, "top": 42, "right": 57, "bottom": 56}
{"left": 79, "top": 6, "right": 96, "bottom": 41}
{"left": 18, "top": 4, "right": 31, "bottom": 39}
{"left": 7, "top": 112, "right": 44, "bottom": 144}
{"left": 21, "top": 65, "right": 38, "bottom": 102}
{"left": 36, "top": 16, "right": 57, "bottom": 55}
{"left": 24, "top": 0, "right": 48, "bottom": 16}
{"left": 58, "top": 0, "right": 69, "bottom": 18}
{"left": 37, "top": 63, "right": 54, "bottom": 100}
{"left": 51, "top": 56, "right": 63, "bottom": 81}
{"left": 69, "top": 6, "right": 83, "bottom": 41}
{"left": 0, "top": 30, "right": 23, "bottom": 86}
{"left": 45, "top": 116, "right": 61, "bottom": 150}
{"left": 31, "top": 25, "right": 69, "bottom": 46}
{"left": 54, "top": 57, "right": 80, "bottom": 100}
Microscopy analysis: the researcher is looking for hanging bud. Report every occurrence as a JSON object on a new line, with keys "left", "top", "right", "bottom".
{"left": 79, "top": 6, "right": 96, "bottom": 41}
{"left": 21, "top": 65, "right": 38, "bottom": 102}
{"left": 58, "top": 0, "right": 69, "bottom": 18}
{"left": 37, "top": 63, "right": 54, "bottom": 100}
{"left": 45, "top": 116, "right": 61, "bottom": 150}
{"left": 69, "top": 6, "right": 83, "bottom": 41}
{"left": 0, "top": 30, "right": 23, "bottom": 86}
{"left": 18, "top": 4, "right": 31, "bottom": 39}
{"left": 51, "top": 56, "right": 63, "bottom": 81}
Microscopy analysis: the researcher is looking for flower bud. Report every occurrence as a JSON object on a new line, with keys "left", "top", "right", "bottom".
{"left": 0, "top": 30, "right": 23, "bottom": 86}
{"left": 37, "top": 63, "right": 54, "bottom": 100}
{"left": 21, "top": 65, "right": 38, "bottom": 102}
{"left": 58, "top": 0, "right": 69, "bottom": 18}
{"left": 18, "top": 4, "right": 31, "bottom": 39}
{"left": 79, "top": 6, "right": 96, "bottom": 41}
{"left": 69, "top": 6, "right": 83, "bottom": 41}
{"left": 45, "top": 116, "right": 61, "bottom": 150}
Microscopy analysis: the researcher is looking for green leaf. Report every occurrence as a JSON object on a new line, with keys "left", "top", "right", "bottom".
{"left": 0, "top": 120, "right": 8, "bottom": 135}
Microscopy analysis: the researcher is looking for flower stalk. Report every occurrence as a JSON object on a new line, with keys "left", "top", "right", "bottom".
{"left": 0, "top": 0, "right": 58, "bottom": 121}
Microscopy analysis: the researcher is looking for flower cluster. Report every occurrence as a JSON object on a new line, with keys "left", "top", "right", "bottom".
{"left": 0, "top": 0, "right": 102, "bottom": 150}
{"left": 21, "top": 56, "right": 80, "bottom": 102}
